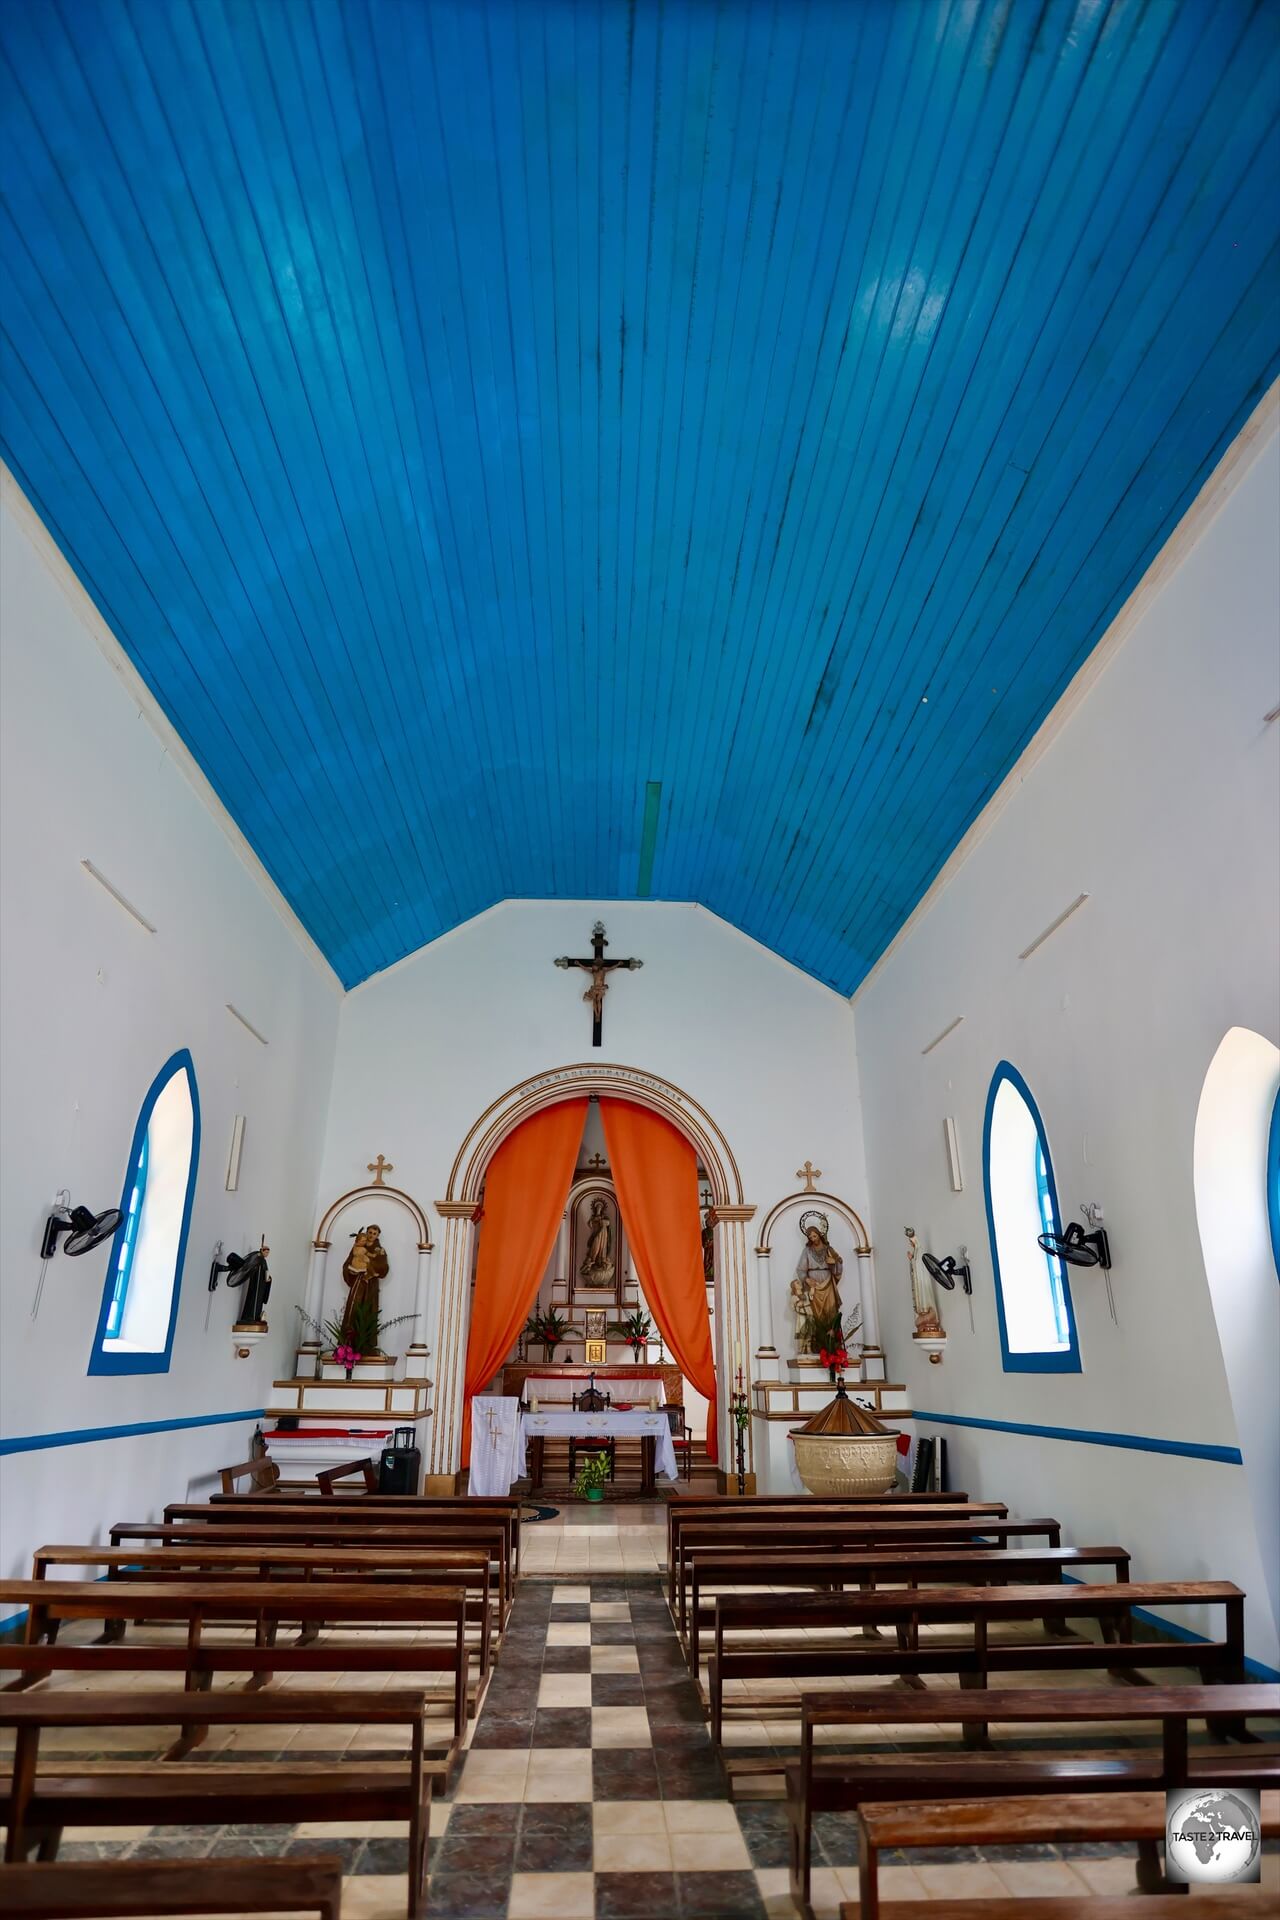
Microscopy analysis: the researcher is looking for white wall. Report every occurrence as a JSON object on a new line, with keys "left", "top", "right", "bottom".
{"left": 315, "top": 899, "right": 870, "bottom": 1457}
{"left": 852, "top": 403, "right": 1280, "bottom": 1671}
{"left": 0, "top": 474, "right": 341, "bottom": 1586}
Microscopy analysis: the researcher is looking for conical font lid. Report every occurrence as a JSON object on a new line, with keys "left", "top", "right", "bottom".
{"left": 796, "top": 1378, "right": 893, "bottom": 1437}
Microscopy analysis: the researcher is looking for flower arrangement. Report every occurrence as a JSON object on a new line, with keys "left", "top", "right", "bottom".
{"left": 803, "top": 1304, "right": 863, "bottom": 1380}
{"left": 295, "top": 1302, "right": 418, "bottom": 1370}
{"left": 573, "top": 1451, "right": 611, "bottom": 1501}
{"left": 607, "top": 1308, "right": 652, "bottom": 1361}
{"left": 522, "top": 1306, "right": 569, "bottom": 1362}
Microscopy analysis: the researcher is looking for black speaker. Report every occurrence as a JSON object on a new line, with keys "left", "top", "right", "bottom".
{"left": 379, "top": 1425, "right": 421, "bottom": 1495}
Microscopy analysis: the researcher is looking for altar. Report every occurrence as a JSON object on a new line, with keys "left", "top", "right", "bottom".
{"left": 470, "top": 1395, "right": 678, "bottom": 1496}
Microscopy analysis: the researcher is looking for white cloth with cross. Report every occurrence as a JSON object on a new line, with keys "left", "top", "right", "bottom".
{"left": 467, "top": 1395, "right": 523, "bottom": 1497}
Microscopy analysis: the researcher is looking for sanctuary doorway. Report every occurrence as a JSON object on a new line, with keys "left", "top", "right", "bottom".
{"left": 426, "top": 1064, "right": 755, "bottom": 1490}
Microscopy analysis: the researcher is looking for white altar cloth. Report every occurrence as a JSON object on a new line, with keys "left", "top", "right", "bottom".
{"left": 520, "top": 1408, "right": 678, "bottom": 1482}
{"left": 468, "top": 1396, "right": 523, "bottom": 1497}
{"left": 521, "top": 1374, "right": 667, "bottom": 1405}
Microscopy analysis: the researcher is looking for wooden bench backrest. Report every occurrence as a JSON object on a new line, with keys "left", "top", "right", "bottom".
{"left": 315, "top": 1458, "right": 378, "bottom": 1495}
{"left": 218, "top": 1459, "right": 281, "bottom": 1497}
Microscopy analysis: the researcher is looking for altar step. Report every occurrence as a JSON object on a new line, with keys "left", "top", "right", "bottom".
{"left": 521, "top": 1434, "right": 716, "bottom": 1491}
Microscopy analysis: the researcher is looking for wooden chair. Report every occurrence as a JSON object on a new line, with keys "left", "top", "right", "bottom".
{"left": 315, "top": 1456, "right": 379, "bottom": 1495}
{"left": 0, "top": 1688, "right": 440, "bottom": 1917}
{"left": 664, "top": 1404, "right": 693, "bottom": 1480}
{"left": 845, "top": 1785, "right": 1280, "bottom": 1919}
{"left": 0, "top": 1857, "right": 343, "bottom": 1919}
{"left": 784, "top": 1680, "right": 1279, "bottom": 1909}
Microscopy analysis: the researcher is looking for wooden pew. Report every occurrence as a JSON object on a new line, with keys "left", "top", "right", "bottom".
{"left": 163, "top": 1496, "right": 522, "bottom": 1590}
{"left": 0, "top": 1580, "right": 471, "bottom": 1746}
{"left": 845, "top": 1785, "right": 1280, "bottom": 1919}
{"left": 316, "top": 1457, "right": 379, "bottom": 1494}
{"left": 683, "top": 1543, "right": 1131, "bottom": 1674}
{"left": 0, "top": 1856, "right": 342, "bottom": 1919}
{"left": 0, "top": 1641, "right": 470, "bottom": 1754}
{"left": 666, "top": 1499, "right": 1007, "bottom": 1610}
{"left": 787, "top": 1683, "right": 1279, "bottom": 1909}
{"left": 0, "top": 1687, "right": 440, "bottom": 1917}
{"left": 709, "top": 1580, "right": 1249, "bottom": 1748}
{"left": 30, "top": 1543, "right": 496, "bottom": 1678}
{"left": 116, "top": 1515, "right": 515, "bottom": 1614}
{"left": 664, "top": 1490, "right": 980, "bottom": 1585}
{"left": 674, "top": 1517, "right": 1062, "bottom": 1637}
{"left": 185, "top": 1491, "right": 525, "bottom": 1574}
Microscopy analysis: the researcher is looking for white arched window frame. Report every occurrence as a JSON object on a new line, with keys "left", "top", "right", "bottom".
{"left": 982, "top": 1061, "right": 1081, "bottom": 1374}
{"left": 89, "top": 1050, "right": 200, "bottom": 1376}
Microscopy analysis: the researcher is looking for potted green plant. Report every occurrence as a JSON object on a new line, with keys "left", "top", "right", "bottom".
{"left": 522, "top": 1306, "right": 569, "bottom": 1363}
{"left": 573, "top": 1451, "right": 611, "bottom": 1503}
{"left": 607, "top": 1307, "right": 652, "bottom": 1362}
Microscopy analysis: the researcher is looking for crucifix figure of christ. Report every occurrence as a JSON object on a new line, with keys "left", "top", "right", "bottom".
{"left": 554, "top": 921, "right": 643, "bottom": 1047}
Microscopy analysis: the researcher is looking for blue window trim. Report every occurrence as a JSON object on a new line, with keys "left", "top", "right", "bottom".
{"left": 103, "top": 1133, "right": 148, "bottom": 1338}
{"left": 982, "top": 1060, "right": 1082, "bottom": 1374}
{"left": 88, "top": 1049, "right": 200, "bottom": 1376}
{"left": 1268, "top": 1083, "right": 1280, "bottom": 1282}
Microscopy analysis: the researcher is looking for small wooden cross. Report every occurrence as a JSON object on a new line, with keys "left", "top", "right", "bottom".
{"left": 796, "top": 1159, "right": 822, "bottom": 1193}
{"left": 586, "top": 1152, "right": 607, "bottom": 1171}
{"left": 368, "top": 1154, "right": 394, "bottom": 1187}
{"left": 555, "top": 921, "right": 642, "bottom": 1047}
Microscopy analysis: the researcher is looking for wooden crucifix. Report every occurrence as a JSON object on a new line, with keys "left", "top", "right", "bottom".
{"left": 555, "top": 921, "right": 642, "bottom": 1047}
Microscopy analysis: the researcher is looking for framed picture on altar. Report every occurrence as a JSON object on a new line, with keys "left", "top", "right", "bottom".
{"left": 585, "top": 1309, "right": 607, "bottom": 1340}
{"left": 585, "top": 1339, "right": 607, "bottom": 1365}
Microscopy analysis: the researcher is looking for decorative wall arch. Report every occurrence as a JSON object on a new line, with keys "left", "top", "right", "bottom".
{"left": 430, "top": 1063, "right": 753, "bottom": 1482}
{"left": 300, "top": 1177, "right": 435, "bottom": 1378}
{"left": 756, "top": 1189, "right": 872, "bottom": 1256}
{"left": 314, "top": 1183, "right": 433, "bottom": 1252}
{"left": 445, "top": 1062, "right": 745, "bottom": 1208}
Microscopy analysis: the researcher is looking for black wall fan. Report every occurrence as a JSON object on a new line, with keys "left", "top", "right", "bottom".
{"left": 1037, "top": 1219, "right": 1112, "bottom": 1270}
{"left": 923, "top": 1250, "right": 972, "bottom": 1294}
{"left": 40, "top": 1201, "right": 123, "bottom": 1259}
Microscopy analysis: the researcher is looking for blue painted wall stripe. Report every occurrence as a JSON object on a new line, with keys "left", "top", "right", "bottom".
{"left": 912, "top": 1409, "right": 1242, "bottom": 1467}
{"left": 0, "top": 1409, "right": 264, "bottom": 1458}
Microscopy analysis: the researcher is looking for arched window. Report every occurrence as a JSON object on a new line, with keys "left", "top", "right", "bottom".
{"left": 982, "top": 1062, "right": 1081, "bottom": 1373}
{"left": 89, "top": 1050, "right": 200, "bottom": 1375}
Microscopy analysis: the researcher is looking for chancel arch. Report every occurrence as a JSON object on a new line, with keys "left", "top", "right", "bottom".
{"left": 430, "top": 1063, "right": 753, "bottom": 1483}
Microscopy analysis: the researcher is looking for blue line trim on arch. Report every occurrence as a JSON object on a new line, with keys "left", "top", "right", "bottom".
{"left": 0, "top": 1409, "right": 264, "bottom": 1457}
{"left": 1267, "top": 1084, "right": 1280, "bottom": 1281}
{"left": 912, "top": 1409, "right": 1242, "bottom": 1465}
{"left": 982, "top": 1060, "right": 1082, "bottom": 1374}
{"left": 87, "top": 1049, "right": 201, "bottom": 1377}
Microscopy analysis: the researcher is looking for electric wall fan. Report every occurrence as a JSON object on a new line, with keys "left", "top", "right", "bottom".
{"left": 922, "top": 1251, "right": 972, "bottom": 1293}
{"left": 1037, "top": 1219, "right": 1112, "bottom": 1269}
{"left": 40, "top": 1201, "right": 122, "bottom": 1259}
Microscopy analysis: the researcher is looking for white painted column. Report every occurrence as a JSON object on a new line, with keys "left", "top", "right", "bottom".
{"left": 430, "top": 1204, "right": 478, "bottom": 1484}
{"left": 297, "top": 1244, "right": 329, "bottom": 1366}
{"left": 711, "top": 1207, "right": 756, "bottom": 1485}
{"left": 857, "top": 1247, "right": 882, "bottom": 1351}
{"left": 403, "top": 1244, "right": 434, "bottom": 1379}
{"left": 754, "top": 1246, "right": 779, "bottom": 1380}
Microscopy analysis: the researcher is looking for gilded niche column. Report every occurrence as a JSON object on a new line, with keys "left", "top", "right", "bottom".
{"left": 428, "top": 1201, "right": 479, "bottom": 1488}
{"left": 710, "top": 1204, "right": 756, "bottom": 1489}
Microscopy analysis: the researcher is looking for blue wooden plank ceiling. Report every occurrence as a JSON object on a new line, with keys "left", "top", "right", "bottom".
{"left": 2, "top": 0, "right": 1276, "bottom": 991}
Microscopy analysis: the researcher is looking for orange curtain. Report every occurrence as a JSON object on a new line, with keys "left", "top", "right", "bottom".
{"left": 461, "top": 1097, "right": 587, "bottom": 1465}
{"left": 600, "top": 1098, "right": 718, "bottom": 1462}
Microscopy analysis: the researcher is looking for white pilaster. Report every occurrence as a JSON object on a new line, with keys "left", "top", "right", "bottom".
{"left": 403, "top": 1244, "right": 434, "bottom": 1378}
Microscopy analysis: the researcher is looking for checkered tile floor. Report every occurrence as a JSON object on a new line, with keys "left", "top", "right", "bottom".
{"left": 18, "top": 1562, "right": 1280, "bottom": 1915}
